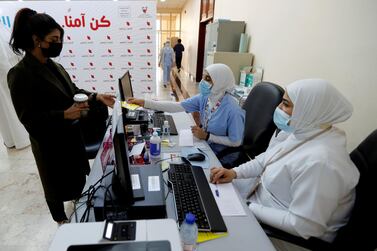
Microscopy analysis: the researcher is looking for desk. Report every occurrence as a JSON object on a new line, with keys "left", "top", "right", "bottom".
{"left": 61, "top": 112, "right": 276, "bottom": 251}
{"left": 49, "top": 219, "right": 181, "bottom": 251}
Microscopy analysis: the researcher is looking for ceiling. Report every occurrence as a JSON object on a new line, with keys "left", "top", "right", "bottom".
{"left": 156, "top": 0, "right": 188, "bottom": 10}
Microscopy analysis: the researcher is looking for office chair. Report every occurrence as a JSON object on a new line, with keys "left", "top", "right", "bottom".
{"left": 261, "top": 129, "right": 377, "bottom": 251}
{"left": 217, "top": 82, "right": 284, "bottom": 168}
{"left": 80, "top": 101, "right": 109, "bottom": 159}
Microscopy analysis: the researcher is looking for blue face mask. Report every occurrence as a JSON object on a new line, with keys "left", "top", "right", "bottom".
{"left": 199, "top": 79, "right": 212, "bottom": 96}
{"left": 273, "top": 107, "right": 294, "bottom": 132}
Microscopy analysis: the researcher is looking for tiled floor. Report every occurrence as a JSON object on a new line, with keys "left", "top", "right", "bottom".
{"left": 0, "top": 68, "right": 198, "bottom": 251}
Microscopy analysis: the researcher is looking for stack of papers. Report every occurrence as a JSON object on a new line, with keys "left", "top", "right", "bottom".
{"left": 121, "top": 101, "right": 140, "bottom": 110}
{"left": 209, "top": 183, "right": 247, "bottom": 216}
{"left": 179, "top": 129, "right": 194, "bottom": 146}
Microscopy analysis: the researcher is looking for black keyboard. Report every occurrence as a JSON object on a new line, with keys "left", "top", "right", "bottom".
{"left": 153, "top": 113, "right": 178, "bottom": 135}
{"left": 168, "top": 163, "right": 227, "bottom": 232}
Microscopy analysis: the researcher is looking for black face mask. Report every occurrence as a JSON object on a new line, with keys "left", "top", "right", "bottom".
{"left": 41, "top": 42, "right": 63, "bottom": 58}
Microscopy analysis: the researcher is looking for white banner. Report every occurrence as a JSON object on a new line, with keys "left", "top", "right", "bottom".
{"left": 0, "top": 1, "right": 156, "bottom": 96}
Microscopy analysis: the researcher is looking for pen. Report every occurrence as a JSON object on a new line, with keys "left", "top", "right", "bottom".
{"left": 215, "top": 184, "right": 220, "bottom": 197}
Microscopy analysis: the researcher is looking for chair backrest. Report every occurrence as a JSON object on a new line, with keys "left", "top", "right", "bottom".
{"left": 241, "top": 82, "right": 284, "bottom": 158}
{"left": 80, "top": 101, "right": 109, "bottom": 159}
{"left": 332, "top": 129, "right": 377, "bottom": 250}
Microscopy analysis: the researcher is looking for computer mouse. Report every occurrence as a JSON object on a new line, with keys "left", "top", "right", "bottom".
{"left": 187, "top": 153, "right": 205, "bottom": 162}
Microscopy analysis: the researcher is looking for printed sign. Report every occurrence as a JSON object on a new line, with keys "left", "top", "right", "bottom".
{"left": 0, "top": 1, "right": 156, "bottom": 96}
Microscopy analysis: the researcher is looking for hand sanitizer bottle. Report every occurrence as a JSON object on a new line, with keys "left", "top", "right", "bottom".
{"left": 162, "top": 120, "right": 170, "bottom": 140}
{"left": 149, "top": 130, "right": 161, "bottom": 159}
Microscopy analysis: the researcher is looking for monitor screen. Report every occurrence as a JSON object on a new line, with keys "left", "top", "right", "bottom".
{"left": 119, "top": 71, "right": 133, "bottom": 101}
{"left": 112, "top": 115, "right": 134, "bottom": 205}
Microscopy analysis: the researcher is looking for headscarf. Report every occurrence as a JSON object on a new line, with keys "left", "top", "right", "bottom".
{"left": 286, "top": 79, "right": 353, "bottom": 132}
{"left": 205, "top": 63, "right": 236, "bottom": 106}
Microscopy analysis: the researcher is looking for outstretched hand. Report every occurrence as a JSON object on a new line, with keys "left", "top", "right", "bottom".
{"left": 127, "top": 97, "right": 145, "bottom": 107}
{"left": 210, "top": 167, "right": 237, "bottom": 184}
{"left": 97, "top": 94, "right": 116, "bottom": 108}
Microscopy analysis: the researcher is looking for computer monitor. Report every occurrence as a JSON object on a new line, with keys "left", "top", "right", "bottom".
{"left": 112, "top": 114, "right": 145, "bottom": 205}
{"left": 112, "top": 117, "right": 134, "bottom": 205}
{"left": 94, "top": 114, "right": 165, "bottom": 220}
{"left": 118, "top": 71, "right": 134, "bottom": 101}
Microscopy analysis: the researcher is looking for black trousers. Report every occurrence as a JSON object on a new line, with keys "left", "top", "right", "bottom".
{"left": 46, "top": 199, "right": 68, "bottom": 222}
{"left": 176, "top": 55, "right": 182, "bottom": 69}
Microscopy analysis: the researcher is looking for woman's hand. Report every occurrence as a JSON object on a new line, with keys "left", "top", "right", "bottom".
{"left": 64, "top": 104, "right": 84, "bottom": 120}
{"left": 127, "top": 98, "right": 145, "bottom": 107}
{"left": 97, "top": 94, "right": 116, "bottom": 108}
{"left": 210, "top": 167, "right": 237, "bottom": 184}
{"left": 191, "top": 126, "right": 208, "bottom": 140}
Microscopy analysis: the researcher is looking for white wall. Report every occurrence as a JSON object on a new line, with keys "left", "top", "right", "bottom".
{"left": 180, "top": 0, "right": 200, "bottom": 77}
{"left": 214, "top": 0, "right": 377, "bottom": 150}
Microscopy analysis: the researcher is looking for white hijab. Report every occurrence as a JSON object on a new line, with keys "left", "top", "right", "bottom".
{"left": 286, "top": 79, "right": 353, "bottom": 133}
{"left": 205, "top": 63, "right": 236, "bottom": 106}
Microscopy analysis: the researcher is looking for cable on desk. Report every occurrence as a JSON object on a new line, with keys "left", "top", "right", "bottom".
{"left": 197, "top": 147, "right": 210, "bottom": 159}
{"left": 70, "top": 199, "right": 86, "bottom": 223}
{"left": 80, "top": 185, "right": 105, "bottom": 222}
{"left": 103, "top": 183, "right": 117, "bottom": 220}
{"left": 165, "top": 188, "right": 172, "bottom": 201}
{"left": 80, "top": 169, "right": 114, "bottom": 198}
{"left": 153, "top": 155, "right": 182, "bottom": 173}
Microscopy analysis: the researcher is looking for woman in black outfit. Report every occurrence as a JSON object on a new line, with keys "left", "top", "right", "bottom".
{"left": 7, "top": 8, "right": 115, "bottom": 224}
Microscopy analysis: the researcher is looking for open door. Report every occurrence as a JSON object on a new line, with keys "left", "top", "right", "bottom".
{"left": 195, "top": 0, "right": 215, "bottom": 82}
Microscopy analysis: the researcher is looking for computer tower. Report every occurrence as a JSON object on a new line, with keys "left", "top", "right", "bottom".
{"left": 93, "top": 164, "right": 166, "bottom": 221}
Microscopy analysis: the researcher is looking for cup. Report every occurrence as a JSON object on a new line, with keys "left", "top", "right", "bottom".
{"left": 73, "top": 93, "right": 89, "bottom": 117}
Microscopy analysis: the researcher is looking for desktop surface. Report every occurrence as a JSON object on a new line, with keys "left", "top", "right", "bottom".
{"left": 49, "top": 219, "right": 181, "bottom": 251}
{"left": 73, "top": 112, "right": 276, "bottom": 251}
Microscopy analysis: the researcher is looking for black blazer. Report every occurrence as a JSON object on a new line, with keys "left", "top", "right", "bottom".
{"left": 8, "top": 53, "right": 90, "bottom": 201}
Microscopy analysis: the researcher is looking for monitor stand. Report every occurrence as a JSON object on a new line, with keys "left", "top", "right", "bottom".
{"left": 93, "top": 164, "right": 166, "bottom": 221}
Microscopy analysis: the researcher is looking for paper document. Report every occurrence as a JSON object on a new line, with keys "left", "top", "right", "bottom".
{"left": 210, "top": 183, "right": 247, "bottom": 216}
{"left": 121, "top": 101, "right": 140, "bottom": 110}
{"left": 179, "top": 129, "right": 194, "bottom": 146}
{"left": 161, "top": 153, "right": 181, "bottom": 171}
{"left": 129, "top": 142, "right": 145, "bottom": 156}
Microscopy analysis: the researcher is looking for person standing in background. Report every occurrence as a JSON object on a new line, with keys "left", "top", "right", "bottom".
{"left": 159, "top": 40, "right": 175, "bottom": 88}
{"left": 0, "top": 25, "right": 30, "bottom": 149}
{"left": 173, "top": 38, "right": 185, "bottom": 73}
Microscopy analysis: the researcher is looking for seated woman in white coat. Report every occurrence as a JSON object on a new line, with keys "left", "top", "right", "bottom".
{"left": 128, "top": 63, "right": 245, "bottom": 165}
{"left": 210, "top": 79, "right": 360, "bottom": 251}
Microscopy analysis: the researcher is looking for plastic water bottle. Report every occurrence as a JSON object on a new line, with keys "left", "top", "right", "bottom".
{"left": 162, "top": 120, "right": 170, "bottom": 140}
{"left": 179, "top": 213, "right": 198, "bottom": 251}
{"left": 149, "top": 130, "right": 161, "bottom": 159}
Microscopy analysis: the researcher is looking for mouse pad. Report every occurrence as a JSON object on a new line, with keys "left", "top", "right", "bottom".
{"left": 180, "top": 147, "right": 210, "bottom": 169}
